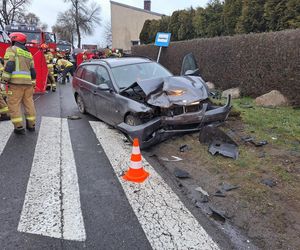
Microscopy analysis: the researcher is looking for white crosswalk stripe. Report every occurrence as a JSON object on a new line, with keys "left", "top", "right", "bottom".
{"left": 17, "top": 117, "right": 86, "bottom": 241}
{"left": 90, "top": 121, "right": 220, "bottom": 250}
{"left": 0, "top": 121, "right": 13, "bottom": 156}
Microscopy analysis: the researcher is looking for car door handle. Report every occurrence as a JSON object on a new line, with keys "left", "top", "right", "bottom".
{"left": 93, "top": 90, "right": 97, "bottom": 94}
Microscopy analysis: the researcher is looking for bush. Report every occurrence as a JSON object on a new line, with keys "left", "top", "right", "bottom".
{"left": 132, "top": 29, "right": 300, "bottom": 105}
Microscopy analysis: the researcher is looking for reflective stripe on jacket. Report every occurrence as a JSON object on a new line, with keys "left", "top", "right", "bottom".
{"left": 2, "top": 46, "right": 35, "bottom": 85}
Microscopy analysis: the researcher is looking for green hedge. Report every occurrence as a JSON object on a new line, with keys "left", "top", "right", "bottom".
{"left": 132, "top": 29, "right": 300, "bottom": 105}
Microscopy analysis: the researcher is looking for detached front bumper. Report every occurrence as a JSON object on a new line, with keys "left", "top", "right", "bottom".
{"left": 117, "top": 95, "right": 232, "bottom": 149}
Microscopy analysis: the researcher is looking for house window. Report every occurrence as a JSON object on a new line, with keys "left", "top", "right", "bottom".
{"left": 131, "top": 40, "right": 140, "bottom": 46}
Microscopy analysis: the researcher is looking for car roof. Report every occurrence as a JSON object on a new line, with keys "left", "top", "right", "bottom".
{"left": 82, "top": 57, "right": 153, "bottom": 68}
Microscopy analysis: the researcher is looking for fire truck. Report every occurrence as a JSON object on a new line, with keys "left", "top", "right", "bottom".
{"left": 3, "top": 24, "right": 58, "bottom": 93}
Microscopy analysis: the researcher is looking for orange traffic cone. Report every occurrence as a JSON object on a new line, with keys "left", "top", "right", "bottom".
{"left": 123, "top": 138, "right": 149, "bottom": 183}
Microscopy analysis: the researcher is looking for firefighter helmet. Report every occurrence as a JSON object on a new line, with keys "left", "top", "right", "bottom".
{"left": 9, "top": 32, "right": 27, "bottom": 44}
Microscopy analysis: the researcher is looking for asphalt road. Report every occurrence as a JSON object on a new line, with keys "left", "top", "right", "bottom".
{"left": 0, "top": 83, "right": 235, "bottom": 250}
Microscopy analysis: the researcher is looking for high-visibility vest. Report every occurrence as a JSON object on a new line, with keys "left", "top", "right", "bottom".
{"left": 2, "top": 46, "right": 34, "bottom": 85}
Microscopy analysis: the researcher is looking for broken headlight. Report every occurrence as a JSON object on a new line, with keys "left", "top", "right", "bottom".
{"left": 167, "top": 89, "right": 186, "bottom": 96}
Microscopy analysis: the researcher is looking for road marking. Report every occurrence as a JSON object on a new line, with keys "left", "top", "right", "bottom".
{"left": 18, "top": 117, "right": 86, "bottom": 241}
{"left": 90, "top": 121, "right": 220, "bottom": 250}
{"left": 0, "top": 121, "right": 13, "bottom": 156}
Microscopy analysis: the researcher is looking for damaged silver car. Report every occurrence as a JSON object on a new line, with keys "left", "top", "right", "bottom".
{"left": 72, "top": 54, "right": 231, "bottom": 148}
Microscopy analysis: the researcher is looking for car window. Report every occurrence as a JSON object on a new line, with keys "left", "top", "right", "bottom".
{"left": 111, "top": 62, "right": 172, "bottom": 89}
{"left": 95, "top": 66, "right": 111, "bottom": 86}
{"left": 81, "top": 65, "right": 98, "bottom": 84}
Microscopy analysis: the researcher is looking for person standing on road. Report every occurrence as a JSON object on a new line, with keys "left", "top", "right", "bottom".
{"left": 41, "top": 44, "right": 56, "bottom": 92}
{"left": 2, "top": 32, "right": 37, "bottom": 134}
{"left": 0, "top": 58, "right": 10, "bottom": 121}
{"left": 56, "top": 55, "right": 74, "bottom": 84}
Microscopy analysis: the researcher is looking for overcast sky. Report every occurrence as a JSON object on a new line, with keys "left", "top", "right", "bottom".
{"left": 30, "top": 0, "right": 209, "bottom": 46}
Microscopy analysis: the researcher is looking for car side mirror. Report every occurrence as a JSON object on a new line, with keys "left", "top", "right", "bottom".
{"left": 98, "top": 83, "right": 110, "bottom": 91}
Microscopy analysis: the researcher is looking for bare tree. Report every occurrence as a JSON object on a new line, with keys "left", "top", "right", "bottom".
{"left": 21, "top": 12, "right": 48, "bottom": 30}
{"left": 0, "top": 0, "right": 31, "bottom": 29}
{"left": 63, "top": 0, "right": 101, "bottom": 48}
{"left": 52, "top": 9, "right": 76, "bottom": 46}
{"left": 103, "top": 21, "right": 112, "bottom": 48}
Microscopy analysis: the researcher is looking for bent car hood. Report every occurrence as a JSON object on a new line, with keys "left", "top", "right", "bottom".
{"left": 131, "top": 76, "right": 209, "bottom": 108}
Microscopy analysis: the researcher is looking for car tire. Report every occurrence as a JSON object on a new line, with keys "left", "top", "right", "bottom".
{"left": 125, "top": 114, "right": 142, "bottom": 126}
{"left": 76, "top": 95, "right": 86, "bottom": 114}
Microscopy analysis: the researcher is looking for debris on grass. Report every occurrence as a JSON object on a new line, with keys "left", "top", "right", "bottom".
{"left": 199, "top": 125, "right": 239, "bottom": 159}
{"left": 242, "top": 136, "right": 268, "bottom": 147}
{"left": 174, "top": 168, "right": 190, "bottom": 179}
{"left": 159, "top": 156, "right": 183, "bottom": 162}
{"left": 199, "top": 125, "right": 236, "bottom": 145}
{"left": 220, "top": 183, "right": 240, "bottom": 192}
{"left": 214, "top": 183, "right": 240, "bottom": 198}
{"left": 179, "top": 144, "right": 190, "bottom": 152}
{"left": 209, "top": 206, "right": 227, "bottom": 223}
{"left": 195, "top": 186, "right": 210, "bottom": 203}
{"left": 214, "top": 190, "right": 226, "bottom": 197}
{"left": 261, "top": 179, "right": 277, "bottom": 188}
{"left": 209, "top": 140, "right": 239, "bottom": 160}
{"left": 195, "top": 186, "right": 209, "bottom": 196}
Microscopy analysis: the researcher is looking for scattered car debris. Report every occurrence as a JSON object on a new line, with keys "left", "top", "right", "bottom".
{"left": 174, "top": 168, "right": 190, "bottom": 179}
{"left": 200, "top": 125, "right": 235, "bottom": 145}
{"left": 242, "top": 136, "right": 268, "bottom": 147}
{"left": 159, "top": 156, "right": 183, "bottom": 162}
{"left": 195, "top": 186, "right": 209, "bottom": 196}
{"left": 67, "top": 115, "right": 81, "bottom": 120}
{"left": 209, "top": 206, "right": 227, "bottom": 223}
{"left": 209, "top": 140, "right": 239, "bottom": 160}
{"left": 195, "top": 187, "right": 210, "bottom": 203}
{"left": 220, "top": 183, "right": 240, "bottom": 192}
{"left": 179, "top": 144, "right": 190, "bottom": 152}
{"left": 199, "top": 125, "right": 239, "bottom": 159}
{"left": 198, "top": 195, "right": 209, "bottom": 203}
{"left": 214, "top": 183, "right": 240, "bottom": 198}
{"left": 214, "top": 190, "right": 226, "bottom": 197}
{"left": 262, "top": 179, "right": 277, "bottom": 188}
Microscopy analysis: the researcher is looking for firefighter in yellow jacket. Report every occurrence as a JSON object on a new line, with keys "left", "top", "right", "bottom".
{"left": 56, "top": 54, "right": 74, "bottom": 84}
{"left": 2, "top": 32, "right": 37, "bottom": 134}
{"left": 41, "top": 44, "right": 56, "bottom": 92}
{"left": 0, "top": 59, "right": 10, "bottom": 121}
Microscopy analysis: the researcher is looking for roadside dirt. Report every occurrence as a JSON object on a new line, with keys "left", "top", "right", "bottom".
{"left": 146, "top": 117, "right": 300, "bottom": 250}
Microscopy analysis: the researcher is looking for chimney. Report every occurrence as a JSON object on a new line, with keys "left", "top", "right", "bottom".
{"left": 144, "top": 0, "right": 151, "bottom": 11}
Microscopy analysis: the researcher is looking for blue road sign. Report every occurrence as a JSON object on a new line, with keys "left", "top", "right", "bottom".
{"left": 155, "top": 32, "right": 171, "bottom": 47}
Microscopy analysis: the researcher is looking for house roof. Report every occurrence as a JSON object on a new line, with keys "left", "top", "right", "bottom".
{"left": 110, "top": 1, "right": 163, "bottom": 17}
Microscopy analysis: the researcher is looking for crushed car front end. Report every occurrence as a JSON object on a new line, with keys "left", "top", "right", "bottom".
{"left": 117, "top": 94, "right": 231, "bottom": 149}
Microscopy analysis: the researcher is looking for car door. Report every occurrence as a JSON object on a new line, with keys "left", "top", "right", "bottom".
{"left": 78, "top": 65, "right": 98, "bottom": 115}
{"left": 93, "top": 66, "right": 121, "bottom": 125}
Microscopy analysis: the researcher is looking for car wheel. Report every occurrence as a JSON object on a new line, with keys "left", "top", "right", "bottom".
{"left": 76, "top": 95, "right": 86, "bottom": 114}
{"left": 125, "top": 114, "right": 142, "bottom": 126}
